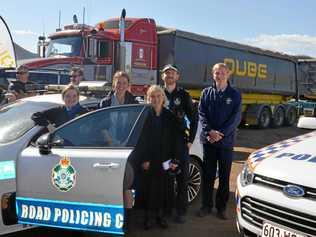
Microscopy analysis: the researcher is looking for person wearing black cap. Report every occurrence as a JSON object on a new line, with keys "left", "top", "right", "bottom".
{"left": 7, "top": 65, "right": 35, "bottom": 102}
{"left": 197, "top": 63, "right": 241, "bottom": 220}
{"left": 161, "top": 64, "right": 198, "bottom": 224}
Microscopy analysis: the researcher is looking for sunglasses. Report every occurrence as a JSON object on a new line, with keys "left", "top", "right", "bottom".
{"left": 17, "top": 71, "right": 28, "bottom": 75}
{"left": 71, "top": 74, "right": 82, "bottom": 78}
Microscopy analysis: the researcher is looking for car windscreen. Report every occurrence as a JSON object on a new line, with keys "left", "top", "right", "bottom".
{"left": 0, "top": 101, "right": 58, "bottom": 144}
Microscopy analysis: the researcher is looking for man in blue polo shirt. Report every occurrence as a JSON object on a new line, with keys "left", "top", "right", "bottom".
{"left": 197, "top": 63, "right": 241, "bottom": 220}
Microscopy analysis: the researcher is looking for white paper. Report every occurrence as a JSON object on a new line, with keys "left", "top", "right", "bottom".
{"left": 162, "top": 159, "right": 171, "bottom": 171}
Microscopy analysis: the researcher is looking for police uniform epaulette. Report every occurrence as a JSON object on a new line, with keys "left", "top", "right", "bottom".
{"left": 176, "top": 87, "right": 190, "bottom": 96}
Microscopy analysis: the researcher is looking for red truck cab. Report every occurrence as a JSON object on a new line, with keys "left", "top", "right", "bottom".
{"left": 23, "top": 17, "right": 158, "bottom": 96}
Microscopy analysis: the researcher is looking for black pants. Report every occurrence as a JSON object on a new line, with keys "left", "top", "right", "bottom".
{"left": 201, "top": 144, "right": 233, "bottom": 212}
{"left": 175, "top": 141, "right": 190, "bottom": 216}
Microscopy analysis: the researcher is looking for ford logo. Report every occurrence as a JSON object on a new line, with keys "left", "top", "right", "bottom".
{"left": 283, "top": 185, "right": 305, "bottom": 197}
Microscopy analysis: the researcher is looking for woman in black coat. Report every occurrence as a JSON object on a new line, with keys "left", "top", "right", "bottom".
{"left": 99, "top": 71, "right": 138, "bottom": 108}
{"left": 32, "top": 84, "right": 88, "bottom": 129}
{"left": 136, "top": 85, "right": 180, "bottom": 230}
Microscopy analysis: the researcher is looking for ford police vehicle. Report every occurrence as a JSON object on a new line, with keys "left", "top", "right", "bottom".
{"left": 0, "top": 90, "right": 203, "bottom": 235}
{"left": 236, "top": 129, "right": 316, "bottom": 237}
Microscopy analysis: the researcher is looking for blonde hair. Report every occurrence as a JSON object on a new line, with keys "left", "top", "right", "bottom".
{"left": 112, "top": 71, "right": 130, "bottom": 88}
{"left": 212, "top": 63, "right": 230, "bottom": 72}
{"left": 146, "top": 85, "right": 167, "bottom": 106}
{"left": 61, "top": 84, "right": 80, "bottom": 99}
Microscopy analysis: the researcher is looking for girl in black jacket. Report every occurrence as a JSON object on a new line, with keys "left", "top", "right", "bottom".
{"left": 32, "top": 84, "right": 88, "bottom": 129}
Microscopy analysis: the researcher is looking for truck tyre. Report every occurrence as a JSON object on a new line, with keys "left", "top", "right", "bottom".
{"left": 272, "top": 105, "right": 285, "bottom": 127}
{"left": 258, "top": 106, "right": 272, "bottom": 129}
{"left": 284, "top": 105, "right": 297, "bottom": 126}
{"left": 188, "top": 158, "right": 202, "bottom": 204}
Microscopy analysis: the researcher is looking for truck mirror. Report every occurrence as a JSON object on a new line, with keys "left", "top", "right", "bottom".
{"left": 87, "top": 37, "right": 97, "bottom": 60}
{"left": 118, "top": 42, "right": 132, "bottom": 74}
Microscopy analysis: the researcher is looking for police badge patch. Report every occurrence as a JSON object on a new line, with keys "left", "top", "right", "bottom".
{"left": 174, "top": 97, "right": 181, "bottom": 106}
{"left": 226, "top": 97, "right": 232, "bottom": 105}
{"left": 52, "top": 157, "right": 76, "bottom": 192}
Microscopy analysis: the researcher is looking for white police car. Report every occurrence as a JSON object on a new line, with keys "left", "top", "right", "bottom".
{"left": 0, "top": 93, "right": 203, "bottom": 235}
{"left": 0, "top": 93, "right": 99, "bottom": 235}
{"left": 236, "top": 129, "right": 316, "bottom": 237}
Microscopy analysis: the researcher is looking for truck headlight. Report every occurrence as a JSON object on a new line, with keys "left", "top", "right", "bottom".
{"left": 240, "top": 163, "right": 254, "bottom": 187}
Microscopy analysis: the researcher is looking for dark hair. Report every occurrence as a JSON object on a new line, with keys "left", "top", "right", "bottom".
{"left": 17, "top": 65, "right": 29, "bottom": 74}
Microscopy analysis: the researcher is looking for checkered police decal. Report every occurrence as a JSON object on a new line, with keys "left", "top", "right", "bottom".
{"left": 248, "top": 131, "right": 316, "bottom": 169}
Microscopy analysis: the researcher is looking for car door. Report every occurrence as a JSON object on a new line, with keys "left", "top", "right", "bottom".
{"left": 16, "top": 104, "right": 148, "bottom": 235}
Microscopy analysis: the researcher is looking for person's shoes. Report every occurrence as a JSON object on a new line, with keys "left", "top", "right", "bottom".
{"left": 156, "top": 217, "right": 169, "bottom": 229}
{"left": 144, "top": 219, "right": 154, "bottom": 230}
{"left": 216, "top": 210, "right": 228, "bottom": 220}
{"left": 196, "top": 207, "right": 212, "bottom": 217}
{"left": 174, "top": 214, "right": 186, "bottom": 223}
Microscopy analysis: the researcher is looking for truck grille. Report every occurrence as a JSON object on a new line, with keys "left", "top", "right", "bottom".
{"left": 253, "top": 175, "right": 316, "bottom": 200}
{"left": 241, "top": 197, "right": 316, "bottom": 236}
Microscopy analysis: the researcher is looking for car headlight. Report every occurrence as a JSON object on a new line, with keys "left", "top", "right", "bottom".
{"left": 240, "top": 162, "right": 254, "bottom": 187}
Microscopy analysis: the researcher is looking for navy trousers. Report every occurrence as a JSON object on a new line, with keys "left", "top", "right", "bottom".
{"left": 175, "top": 143, "right": 189, "bottom": 216}
{"left": 201, "top": 144, "right": 233, "bottom": 212}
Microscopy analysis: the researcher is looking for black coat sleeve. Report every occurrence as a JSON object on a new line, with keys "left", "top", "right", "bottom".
{"left": 134, "top": 116, "right": 151, "bottom": 165}
{"left": 31, "top": 107, "right": 62, "bottom": 126}
{"left": 170, "top": 113, "right": 181, "bottom": 161}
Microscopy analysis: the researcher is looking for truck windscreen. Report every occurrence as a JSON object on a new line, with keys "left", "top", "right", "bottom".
{"left": 46, "top": 36, "right": 82, "bottom": 57}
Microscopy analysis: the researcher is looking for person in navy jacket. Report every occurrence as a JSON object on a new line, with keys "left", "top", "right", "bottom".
{"left": 197, "top": 63, "right": 241, "bottom": 220}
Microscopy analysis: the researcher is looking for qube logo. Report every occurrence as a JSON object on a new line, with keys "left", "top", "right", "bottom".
{"left": 224, "top": 58, "right": 267, "bottom": 79}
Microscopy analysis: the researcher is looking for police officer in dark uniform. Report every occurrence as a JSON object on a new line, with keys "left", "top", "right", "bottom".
{"left": 161, "top": 64, "right": 197, "bottom": 223}
{"left": 197, "top": 63, "right": 241, "bottom": 220}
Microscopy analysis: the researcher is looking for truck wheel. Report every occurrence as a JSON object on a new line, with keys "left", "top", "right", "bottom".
{"left": 284, "top": 105, "right": 297, "bottom": 126}
{"left": 258, "top": 107, "right": 272, "bottom": 128}
{"left": 188, "top": 158, "right": 202, "bottom": 204}
{"left": 272, "top": 106, "right": 285, "bottom": 127}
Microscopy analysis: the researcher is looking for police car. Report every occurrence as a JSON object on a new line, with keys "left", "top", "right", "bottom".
{"left": 0, "top": 92, "right": 99, "bottom": 235}
{"left": 0, "top": 91, "right": 203, "bottom": 235}
{"left": 236, "top": 125, "right": 316, "bottom": 236}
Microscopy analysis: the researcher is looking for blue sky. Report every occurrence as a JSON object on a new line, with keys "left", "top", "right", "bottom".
{"left": 2, "top": 0, "right": 316, "bottom": 57}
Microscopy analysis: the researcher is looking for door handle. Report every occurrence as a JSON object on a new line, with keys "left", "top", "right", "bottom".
{"left": 93, "top": 162, "right": 121, "bottom": 169}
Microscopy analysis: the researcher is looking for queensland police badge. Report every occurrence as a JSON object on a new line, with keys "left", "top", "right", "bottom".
{"left": 226, "top": 97, "right": 232, "bottom": 105}
{"left": 51, "top": 157, "right": 76, "bottom": 192}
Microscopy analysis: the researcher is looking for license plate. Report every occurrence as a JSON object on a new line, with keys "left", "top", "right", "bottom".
{"left": 262, "top": 222, "right": 306, "bottom": 237}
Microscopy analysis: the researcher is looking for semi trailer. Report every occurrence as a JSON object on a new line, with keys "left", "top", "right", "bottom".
{"left": 15, "top": 10, "right": 315, "bottom": 128}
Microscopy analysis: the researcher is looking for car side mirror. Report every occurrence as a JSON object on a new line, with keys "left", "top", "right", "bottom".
{"left": 36, "top": 133, "right": 52, "bottom": 155}
{"left": 37, "top": 133, "right": 64, "bottom": 155}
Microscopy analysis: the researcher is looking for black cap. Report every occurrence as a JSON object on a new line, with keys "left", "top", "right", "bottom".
{"left": 161, "top": 64, "right": 179, "bottom": 73}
